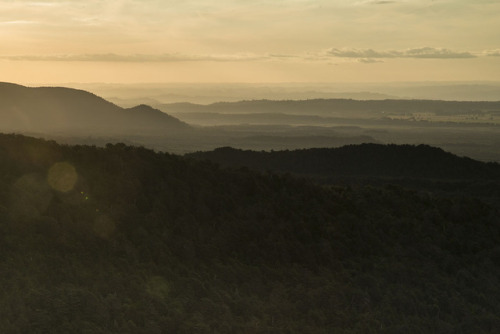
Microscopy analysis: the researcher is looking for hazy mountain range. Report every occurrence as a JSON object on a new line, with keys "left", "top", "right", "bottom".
{"left": 1, "top": 82, "right": 500, "bottom": 162}
{"left": 67, "top": 82, "right": 500, "bottom": 106}
{"left": 161, "top": 99, "right": 500, "bottom": 117}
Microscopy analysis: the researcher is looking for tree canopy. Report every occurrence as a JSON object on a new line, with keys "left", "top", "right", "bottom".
{"left": 1, "top": 134, "right": 499, "bottom": 333}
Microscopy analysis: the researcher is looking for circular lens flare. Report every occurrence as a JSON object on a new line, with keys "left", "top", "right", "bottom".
{"left": 47, "top": 162, "right": 78, "bottom": 193}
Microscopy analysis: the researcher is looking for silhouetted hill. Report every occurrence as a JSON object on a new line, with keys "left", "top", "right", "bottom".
{"left": 187, "top": 144, "right": 500, "bottom": 180}
{"left": 122, "top": 104, "right": 187, "bottom": 126}
{"left": 1, "top": 133, "right": 500, "bottom": 332}
{"left": 0, "top": 82, "right": 190, "bottom": 135}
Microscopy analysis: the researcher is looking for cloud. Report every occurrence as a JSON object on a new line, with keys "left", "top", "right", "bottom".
{"left": 0, "top": 53, "right": 269, "bottom": 62}
{"left": 0, "top": 20, "right": 39, "bottom": 25}
{"left": 404, "top": 47, "right": 476, "bottom": 59}
{"left": 368, "top": 1, "right": 396, "bottom": 4}
{"left": 327, "top": 48, "right": 394, "bottom": 58}
{"left": 0, "top": 47, "right": 486, "bottom": 65}
{"left": 326, "top": 47, "right": 477, "bottom": 59}
{"left": 357, "top": 58, "right": 384, "bottom": 63}
{"left": 485, "top": 50, "right": 500, "bottom": 56}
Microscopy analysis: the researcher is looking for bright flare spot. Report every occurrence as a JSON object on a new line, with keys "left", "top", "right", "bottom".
{"left": 47, "top": 162, "right": 78, "bottom": 193}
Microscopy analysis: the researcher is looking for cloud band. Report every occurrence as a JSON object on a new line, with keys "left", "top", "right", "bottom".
{"left": 326, "top": 47, "right": 476, "bottom": 59}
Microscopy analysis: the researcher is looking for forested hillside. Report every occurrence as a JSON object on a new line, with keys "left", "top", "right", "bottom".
{"left": 1, "top": 134, "right": 500, "bottom": 333}
{"left": 187, "top": 145, "right": 500, "bottom": 205}
{"left": 187, "top": 144, "right": 500, "bottom": 180}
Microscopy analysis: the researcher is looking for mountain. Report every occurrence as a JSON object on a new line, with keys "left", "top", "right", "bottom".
{"left": 1, "top": 133, "right": 500, "bottom": 333}
{"left": 0, "top": 82, "right": 189, "bottom": 135}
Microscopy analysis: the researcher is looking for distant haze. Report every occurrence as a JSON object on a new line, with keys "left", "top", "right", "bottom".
{"left": 1, "top": 82, "right": 499, "bottom": 161}
{"left": 65, "top": 82, "right": 500, "bottom": 106}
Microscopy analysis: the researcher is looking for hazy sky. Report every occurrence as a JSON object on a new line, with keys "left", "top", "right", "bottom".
{"left": 1, "top": 0, "right": 499, "bottom": 84}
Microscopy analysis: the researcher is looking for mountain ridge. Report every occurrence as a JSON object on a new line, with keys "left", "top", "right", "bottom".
{"left": 0, "top": 82, "right": 190, "bottom": 135}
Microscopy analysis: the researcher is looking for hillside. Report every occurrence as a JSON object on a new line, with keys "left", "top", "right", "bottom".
{"left": 187, "top": 144, "right": 500, "bottom": 180}
{"left": 1, "top": 133, "right": 500, "bottom": 333}
{"left": 187, "top": 145, "right": 500, "bottom": 204}
{"left": 0, "top": 82, "right": 189, "bottom": 135}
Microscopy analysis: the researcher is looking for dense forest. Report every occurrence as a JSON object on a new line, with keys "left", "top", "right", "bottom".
{"left": 187, "top": 145, "right": 500, "bottom": 206}
{"left": 187, "top": 144, "right": 500, "bottom": 180}
{"left": 1, "top": 134, "right": 500, "bottom": 333}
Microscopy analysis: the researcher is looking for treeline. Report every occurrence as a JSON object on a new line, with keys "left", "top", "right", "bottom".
{"left": 1, "top": 134, "right": 500, "bottom": 333}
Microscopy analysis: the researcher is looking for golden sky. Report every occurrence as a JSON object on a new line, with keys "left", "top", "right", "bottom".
{"left": 1, "top": 0, "right": 499, "bottom": 84}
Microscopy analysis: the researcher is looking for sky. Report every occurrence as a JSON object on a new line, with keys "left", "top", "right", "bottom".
{"left": 1, "top": 0, "right": 499, "bottom": 84}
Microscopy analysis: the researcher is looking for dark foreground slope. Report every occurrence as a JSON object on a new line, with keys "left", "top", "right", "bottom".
{"left": 1, "top": 134, "right": 500, "bottom": 333}
{"left": 0, "top": 82, "right": 189, "bottom": 135}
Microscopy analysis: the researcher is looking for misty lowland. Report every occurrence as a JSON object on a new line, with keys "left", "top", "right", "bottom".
{"left": 2, "top": 82, "right": 500, "bottom": 333}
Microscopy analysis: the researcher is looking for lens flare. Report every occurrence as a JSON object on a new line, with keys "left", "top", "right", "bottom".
{"left": 47, "top": 162, "right": 78, "bottom": 193}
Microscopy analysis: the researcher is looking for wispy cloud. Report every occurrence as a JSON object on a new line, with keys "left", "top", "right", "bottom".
{"left": 404, "top": 48, "right": 476, "bottom": 59}
{"left": 326, "top": 47, "right": 477, "bottom": 59}
{"left": 485, "top": 50, "right": 500, "bottom": 57}
{"left": 327, "top": 48, "right": 392, "bottom": 58}
{"left": 367, "top": 1, "right": 397, "bottom": 4}
{"left": 357, "top": 58, "right": 384, "bottom": 63}
{"left": 0, "top": 20, "right": 38, "bottom": 25}
{"left": 0, "top": 47, "right": 488, "bottom": 64}
{"left": 0, "top": 53, "right": 269, "bottom": 62}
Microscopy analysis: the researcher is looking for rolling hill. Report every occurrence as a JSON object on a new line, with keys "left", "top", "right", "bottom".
{"left": 187, "top": 144, "right": 500, "bottom": 180}
{"left": 187, "top": 145, "right": 500, "bottom": 204}
{"left": 0, "top": 82, "right": 189, "bottom": 135}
